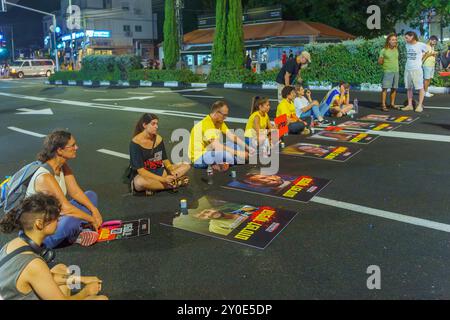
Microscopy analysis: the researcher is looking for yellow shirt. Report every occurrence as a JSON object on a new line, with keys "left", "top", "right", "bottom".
{"left": 189, "top": 115, "right": 229, "bottom": 162}
{"left": 276, "top": 99, "right": 297, "bottom": 120}
{"left": 423, "top": 44, "right": 436, "bottom": 67}
{"left": 245, "top": 111, "right": 270, "bottom": 138}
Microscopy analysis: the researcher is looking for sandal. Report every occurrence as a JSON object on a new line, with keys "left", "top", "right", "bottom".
{"left": 381, "top": 105, "right": 389, "bottom": 112}
{"left": 176, "top": 176, "right": 190, "bottom": 188}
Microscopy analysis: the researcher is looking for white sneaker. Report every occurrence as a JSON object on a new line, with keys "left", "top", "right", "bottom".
{"left": 401, "top": 105, "right": 414, "bottom": 111}
{"left": 415, "top": 105, "right": 424, "bottom": 113}
{"left": 424, "top": 92, "right": 434, "bottom": 98}
{"left": 347, "top": 110, "right": 356, "bottom": 116}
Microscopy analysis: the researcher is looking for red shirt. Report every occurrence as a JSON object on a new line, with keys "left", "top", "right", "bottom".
{"left": 282, "top": 53, "right": 287, "bottom": 65}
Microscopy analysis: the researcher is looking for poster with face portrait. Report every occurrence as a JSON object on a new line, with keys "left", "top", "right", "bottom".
{"left": 358, "top": 114, "right": 418, "bottom": 124}
{"left": 337, "top": 120, "right": 399, "bottom": 131}
{"left": 223, "top": 171, "right": 331, "bottom": 203}
{"left": 282, "top": 142, "right": 361, "bottom": 162}
{"left": 160, "top": 196, "right": 298, "bottom": 249}
{"left": 308, "top": 131, "right": 378, "bottom": 144}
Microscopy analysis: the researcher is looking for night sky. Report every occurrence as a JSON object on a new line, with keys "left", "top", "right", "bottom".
{"left": 0, "top": 0, "right": 60, "bottom": 49}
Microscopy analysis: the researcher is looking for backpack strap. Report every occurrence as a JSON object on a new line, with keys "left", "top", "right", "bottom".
{"left": 0, "top": 245, "right": 36, "bottom": 269}
{"left": 40, "top": 162, "right": 54, "bottom": 176}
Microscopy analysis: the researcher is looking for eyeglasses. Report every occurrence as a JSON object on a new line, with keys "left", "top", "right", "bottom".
{"left": 217, "top": 110, "right": 229, "bottom": 118}
{"left": 64, "top": 143, "right": 78, "bottom": 149}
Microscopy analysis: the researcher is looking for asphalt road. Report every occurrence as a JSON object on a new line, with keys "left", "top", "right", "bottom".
{"left": 1, "top": 77, "right": 450, "bottom": 299}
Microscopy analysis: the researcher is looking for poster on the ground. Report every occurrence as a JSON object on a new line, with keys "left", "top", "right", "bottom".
{"left": 223, "top": 170, "right": 330, "bottom": 203}
{"left": 282, "top": 142, "right": 361, "bottom": 162}
{"left": 308, "top": 131, "right": 378, "bottom": 144}
{"left": 358, "top": 114, "right": 418, "bottom": 124}
{"left": 160, "top": 196, "right": 298, "bottom": 249}
{"left": 337, "top": 120, "right": 399, "bottom": 131}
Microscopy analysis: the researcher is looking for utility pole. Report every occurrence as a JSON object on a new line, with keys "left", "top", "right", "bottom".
{"left": 10, "top": 25, "right": 14, "bottom": 60}
{"left": 175, "top": 0, "right": 184, "bottom": 67}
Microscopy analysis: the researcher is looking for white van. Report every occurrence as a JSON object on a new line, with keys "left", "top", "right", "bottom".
{"left": 9, "top": 59, "right": 55, "bottom": 78}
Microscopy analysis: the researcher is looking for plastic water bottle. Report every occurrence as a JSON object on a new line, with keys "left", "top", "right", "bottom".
{"left": 180, "top": 199, "right": 188, "bottom": 215}
{"left": 206, "top": 165, "right": 213, "bottom": 185}
{"left": 310, "top": 115, "right": 315, "bottom": 134}
{"left": 354, "top": 98, "right": 359, "bottom": 115}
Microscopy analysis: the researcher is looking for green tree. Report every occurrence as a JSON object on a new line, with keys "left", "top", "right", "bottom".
{"left": 226, "top": 0, "right": 245, "bottom": 68}
{"left": 242, "top": 0, "right": 414, "bottom": 38}
{"left": 163, "top": 0, "right": 179, "bottom": 69}
{"left": 212, "top": 0, "right": 228, "bottom": 69}
{"left": 404, "top": 0, "right": 450, "bottom": 29}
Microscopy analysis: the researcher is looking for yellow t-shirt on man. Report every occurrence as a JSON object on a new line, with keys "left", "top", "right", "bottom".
{"left": 189, "top": 115, "right": 229, "bottom": 162}
{"left": 423, "top": 44, "right": 436, "bottom": 67}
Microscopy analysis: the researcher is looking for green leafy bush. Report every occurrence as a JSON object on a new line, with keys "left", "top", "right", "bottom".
{"left": 208, "top": 67, "right": 257, "bottom": 84}
{"left": 128, "top": 69, "right": 204, "bottom": 83}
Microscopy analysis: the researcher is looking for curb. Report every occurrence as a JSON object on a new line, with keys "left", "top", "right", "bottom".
{"left": 45, "top": 80, "right": 450, "bottom": 94}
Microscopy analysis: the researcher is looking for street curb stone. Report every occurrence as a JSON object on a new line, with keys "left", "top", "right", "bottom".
{"left": 45, "top": 80, "right": 450, "bottom": 94}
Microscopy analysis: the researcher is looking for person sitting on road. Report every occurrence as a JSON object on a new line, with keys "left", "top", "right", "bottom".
{"left": 244, "top": 96, "right": 274, "bottom": 148}
{"left": 294, "top": 85, "right": 330, "bottom": 124}
{"left": 276, "top": 86, "right": 310, "bottom": 135}
{"left": 25, "top": 130, "right": 103, "bottom": 248}
{"left": 189, "top": 100, "right": 249, "bottom": 172}
{"left": 129, "top": 113, "right": 190, "bottom": 196}
{"left": 0, "top": 193, "right": 108, "bottom": 300}
{"left": 318, "top": 82, "right": 354, "bottom": 118}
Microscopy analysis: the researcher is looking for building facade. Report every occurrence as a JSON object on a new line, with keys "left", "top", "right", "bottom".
{"left": 43, "top": 0, "right": 157, "bottom": 65}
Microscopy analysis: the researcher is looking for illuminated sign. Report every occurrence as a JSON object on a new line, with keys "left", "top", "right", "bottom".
{"left": 86, "top": 30, "right": 111, "bottom": 38}
{"left": 60, "top": 30, "right": 111, "bottom": 42}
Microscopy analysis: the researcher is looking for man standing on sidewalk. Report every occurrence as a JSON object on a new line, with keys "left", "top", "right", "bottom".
{"left": 275, "top": 51, "right": 311, "bottom": 102}
{"left": 423, "top": 35, "right": 439, "bottom": 98}
{"left": 401, "top": 31, "right": 428, "bottom": 113}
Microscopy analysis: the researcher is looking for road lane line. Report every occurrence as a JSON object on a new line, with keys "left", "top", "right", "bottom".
{"left": 97, "top": 149, "right": 130, "bottom": 159}
{"left": 182, "top": 95, "right": 224, "bottom": 99}
{"left": 7, "top": 126, "right": 46, "bottom": 138}
{"left": 311, "top": 196, "right": 450, "bottom": 233}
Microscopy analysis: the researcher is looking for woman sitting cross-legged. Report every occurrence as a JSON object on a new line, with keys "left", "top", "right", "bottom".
{"left": 129, "top": 113, "right": 191, "bottom": 196}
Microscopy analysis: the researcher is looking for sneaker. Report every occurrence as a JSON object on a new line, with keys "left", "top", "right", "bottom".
{"left": 401, "top": 105, "right": 414, "bottom": 111}
{"left": 75, "top": 230, "right": 99, "bottom": 247}
{"left": 301, "top": 128, "right": 311, "bottom": 135}
{"left": 424, "top": 92, "right": 434, "bottom": 98}
{"left": 347, "top": 110, "right": 356, "bottom": 116}
{"left": 318, "top": 119, "right": 331, "bottom": 125}
{"left": 415, "top": 105, "right": 424, "bottom": 112}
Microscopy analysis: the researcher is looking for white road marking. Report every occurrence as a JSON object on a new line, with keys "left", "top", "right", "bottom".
{"left": 93, "top": 96, "right": 155, "bottom": 101}
{"left": 16, "top": 108, "right": 54, "bottom": 115}
{"left": 366, "top": 129, "right": 450, "bottom": 142}
{"left": 311, "top": 196, "right": 450, "bottom": 233}
{"left": 7, "top": 126, "right": 46, "bottom": 138}
{"left": 84, "top": 90, "right": 108, "bottom": 93}
{"left": 182, "top": 95, "right": 224, "bottom": 99}
{"left": 425, "top": 106, "right": 450, "bottom": 110}
{"left": 1, "top": 91, "right": 450, "bottom": 142}
{"left": 97, "top": 149, "right": 130, "bottom": 159}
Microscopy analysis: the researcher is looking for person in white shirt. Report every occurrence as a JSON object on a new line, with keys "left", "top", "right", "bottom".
{"left": 401, "top": 31, "right": 428, "bottom": 113}
{"left": 293, "top": 86, "right": 330, "bottom": 124}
